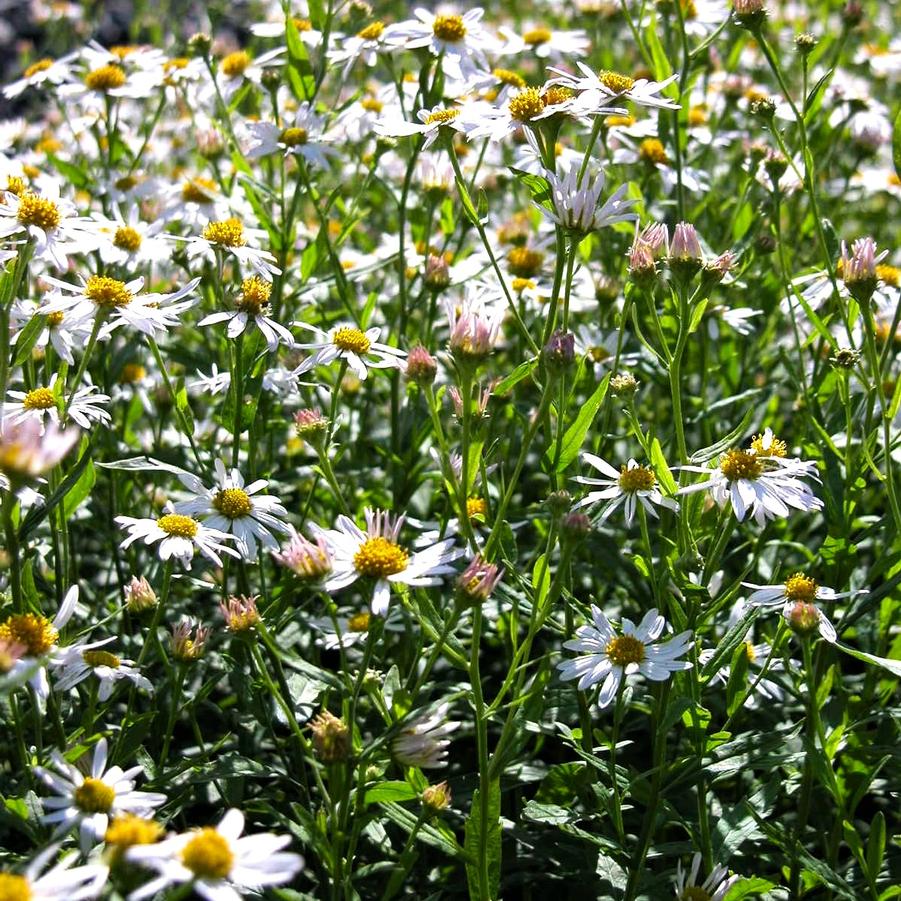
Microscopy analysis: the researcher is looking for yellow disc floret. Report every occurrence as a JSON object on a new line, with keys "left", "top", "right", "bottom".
{"left": 357, "top": 21, "right": 385, "bottom": 40}
{"left": 181, "top": 829, "right": 235, "bottom": 879}
{"left": 598, "top": 70, "right": 635, "bottom": 93}
{"left": 432, "top": 14, "right": 467, "bottom": 42}
{"left": 508, "top": 87, "right": 545, "bottom": 122}
{"left": 83, "top": 650, "right": 121, "bottom": 668}
{"left": 202, "top": 217, "right": 245, "bottom": 247}
{"left": 749, "top": 433, "right": 787, "bottom": 458}
{"left": 0, "top": 874, "right": 32, "bottom": 901}
{"left": 24, "top": 58, "right": 54, "bottom": 78}
{"left": 22, "top": 387, "right": 55, "bottom": 410}
{"left": 467, "top": 496, "right": 488, "bottom": 519}
{"left": 105, "top": 814, "right": 164, "bottom": 848}
{"left": 605, "top": 634, "right": 646, "bottom": 666}
{"left": 639, "top": 138, "right": 669, "bottom": 165}
{"left": 618, "top": 465, "right": 657, "bottom": 493}
{"left": 74, "top": 777, "right": 116, "bottom": 813}
{"left": 113, "top": 226, "right": 142, "bottom": 252}
{"left": 523, "top": 27, "right": 552, "bottom": 45}
{"left": 0, "top": 614, "right": 58, "bottom": 656}
{"left": 16, "top": 192, "right": 61, "bottom": 231}
{"left": 85, "top": 275, "right": 133, "bottom": 308}
{"left": 157, "top": 514, "right": 198, "bottom": 538}
{"left": 220, "top": 50, "right": 251, "bottom": 78}
{"left": 784, "top": 572, "right": 817, "bottom": 603}
{"left": 347, "top": 611, "right": 371, "bottom": 632}
{"left": 719, "top": 449, "right": 763, "bottom": 482}
{"left": 237, "top": 276, "right": 272, "bottom": 315}
{"left": 181, "top": 178, "right": 217, "bottom": 203}
{"left": 424, "top": 108, "right": 459, "bottom": 125}
{"left": 493, "top": 68, "right": 526, "bottom": 88}
{"left": 279, "top": 126, "right": 308, "bottom": 146}
{"left": 332, "top": 327, "right": 371, "bottom": 354}
{"left": 85, "top": 65, "right": 127, "bottom": 92}
{"left": 212, "top": 488, "right": 253, "bottom": 519}
{"left": 507, "top": 246, "right": 544, "bottom": 278}
{"left": 353, "top": 536, "right": 409, "bottom": 578}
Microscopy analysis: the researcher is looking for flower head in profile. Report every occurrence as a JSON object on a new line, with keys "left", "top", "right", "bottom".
{"left": 35, "top": 738, "right": 166, "bottom": 852}
{"left": 548, "top": 62, "right": 680, "bottom": 113}
{"left": 540, "top": 161, "right": 637, "bottom": 236}
{"left": 0, "top": 416, "right": 79, "bottom": 484}
{"left": 125, "top": 808, "right": 303, "bottom": 900}
{"left": 273, "top": 529, "right": 334, "bottom": 581}
{"left": 574, "top": 453, "right": 679, "bottom": 526}
{"left": 0, "top": 845, "right": 107, "bottom": 901}
{"left": 50, "top": 644, "right": 152, "bottom": 701}
{"left": 309, "top": 508, "right": 464, "bottom": 615}
{"left": 445, "top": 291, "right": 504, "bottom": 362}
{"left": 198, "top": 276, "right": 294, "bottom": 352}
{"left": 674, "top": 852, "right": 739, "bottom": 900}
{"left": 558, "top": 606, "right": 693, "bottom": 708}
{"left": 392, "top": 702, "right": 461, "bottom": 768}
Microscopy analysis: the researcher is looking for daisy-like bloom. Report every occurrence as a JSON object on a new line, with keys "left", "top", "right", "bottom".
{"left": 445, "top": 291, "right": 504, "bottom": 362}
{"left": 374, "top": 104, "right": 469, "bottom": 150}
{"left": 240, "top": 103, "right": 336, "bottom": 169}
{"left": 673, "top": 852, "right": 739, "bottom": 900}
{"left": 35, "top": 738, "right": 166, "bottom": 853}
{"left": 386, "top": 8, "right": 497, "bottom": 81}
{"left": 677, "top": 437, "right": 824, "bottom": 526}
{"left": 840, "top": 236, "right": 886, "bottom": 302}
{"left": 0, "top": 183, "right": 98, "bottom": 269}
{"left": 197, "top": 276, "right": 294, "bottom": 352}
{"left": 125, "top": 808, "right": 304, "bottom": 901}
{"left": 0, "top": 416, "right": 78, "bottom": 483}
{"left": 294, "top": 322, "right": 406, "bottom": 381}
{"left": 574, "top": 325, "right": 640, "bottom": 379}
{"left": 214, "top": 46, "right": 286, "bottom": 101}
{"left": 574, "top": 453, "right": 679, "bottom": 525}
{"left": 272, "top": 529, "right": 334, "bottom": 581}
{"left": 0, "top": 586, "right": 79, "bottom": 700}
{"left": 3, "top": 53, "right": 78, "bottom": 98}
{"left": 559, "top": 606, "right": 693, "bottom": 708}
{"left": 92, "top": 205, "right": 174, "bottom": 268}
{"left": 540, "top": 160, "right": 637, "bottom": 236}
{"left": 497, "top": 24, "right": 590, "bottom": 59}
{"left": 171, "top": 619, "right": 210, "bottom": 662}
{"left": 308, "top": 610, "right": 380, "bottom": 650}
{"left": 309, "top": 508, "right": 464, "bottom": 615}
{"left": 171, "top": 460, "right": 290, "bottom": 558}
{"left": 743, "top": 570, "right": 866, "bottom": 611}
{"left": 392, "top": 702, "right": 461, "bottom": 768}
{"left": 548, "top": 62, "right": 680, "bottom": 112}
{"left": 11, "top": 298, "right": 94, "bottom": 366}
{"left": 50, "top": 643, "right": 152, "bottom": 701}
{"left": 184, "top": 218, "right": 281, "bottom": 279}
{"left": 41, "top": 273, "right": 201, "bottom": 339}
{"left": 4, "top": 375, "right": 110, "bottom": 432}
{"left": 328, "top": 20, "right": 394, "bottom": 75}
{"left": 115, "top": 502, "right": 240, "bottom": 568}
{"left": 0, "top": 845, "right": 108, "bottom": 901}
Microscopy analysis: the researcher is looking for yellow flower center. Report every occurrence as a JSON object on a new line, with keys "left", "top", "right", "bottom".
{"left": 639, "top": 138, "right": 669, "bottom": 165}
{"left": 115, "top": 174, "right": 138, "bottom": 191}
{"left": 424, "top": 108, "right": 459, "bottom": 125}
{"left": 604, "top": 114, "right": 636, "bottom": 127}
{"left": 83, "top": 649, "right": 121, "bottom": 668}
{"left": 719, "top": 449, "right": 763, "bottom": 482}
{"left": 744, "top": 641, "right": 757, "bottom": 663}
{"left": 24, "top": 58, "right": 54, "bottom": 78}
{"left": 353, "top": 536, "right": 409, "bottom": 578}
{"left": 105, "top": 814, "right": 163, "bottom": 848}
{"left": 877, "top": 264, "right": 900, "bottom": 287}
{"left": 749, "top": 433, "right": 787, "bottom": 458}
{"left": 432, "top": 14, "right": 467, "bottom": 42}
{"left": 280, "top": 126, "right": 308, "bottom": 146}
{"left": 347, "top": 612, "right": 371, "bottom": 632}
{"left": 202, "top": 217, "right": 245, "bottom": 247}
{"left": 889, "top": 173, "right": 901, "bottom": 188}
{"left": 85, "top": 275, "right": 133, "bottom": 308}
{"left": 508, "top": 87, "right": 545, "bottom": 122}
{"left": 598, "top": 70, "right": 635, "bottom": 93}
{"left": 181, "top": 829, "right": 235, "bottom": 879}
{"left": 46, "top": 311, "right": 65, "bottom": 327}
{"left": 0, "top": 614, "right": 58, "bottom": 656}
{"left": 523, "top": 27, "right": 552, "bottom": 45}
{"left": 605, "top": 634, "right": 646, "bottom": 666}
{"left": 110, "top": 46, "right": 137, "bottom": 60}
{"left": 493, "top": 68, "right": 525, "bottom": 88}
{"left": 35, "top": 136, "right": 62, "bottom": 155}
{"left": 74, "top": 777, "right": 116, "bottom": 813}
{"left": 0, "top": 874, "right": 32, "bottom": 901}
{"left": 237, "top": 276, "right": 272, "bottom": 315}
{"left": 618, "top": 465, "right": 657, "bottom": 493}
{"left": 157, "top": 513, "right": 199, "bottom": 538}
{"left": 164, "top": 57, "right": 189, "bottom": 72}
{"left": 213, "top": 488, "right": 253, "bottom": 519}
{"left": 357, "top": 21, "right": 385, "bottom": 40}
{"left": 511, "top": 277, "right": 536, "bottom": 292}
{"left": 361, "top": 97, "right": 383, "bottom": 112}
{"left": 22, "top": 387, "right": 55, "bottom": 410}
{"left": 332, "top": 327, "right": 371, "bottom": 354}
{"left": 689, "top": 105, "right": 708, "bottom": 126}
{"left": 542, "top": 85, "right": 574, "bottom": 108}
{"left": 120, "top": 363, "right": 146, "bottom": 383}
{"left": 113, "top": 226, "right": 142, "bottom": 252}
{"left": 5, "top": 176, "right": 27, "bottom": 197}
{"left": 680, "top": 0, "right": 699, "bottom": 18}
{"left": 784, "top": 572, "right": 817, "bottom": 603}
{"left": 588, "top": 346, "right": 610, "bottom": 362}
{"left": 85, "top": 65, "right": 127, "bottom": 91}
{"left": 293, "top": 17, "right": 312, "bottom": 31}
{"left": 16, "top": 192, "right": 61, "bottom": 231}
{"left": 467, "top": 496, "right": 488, "bottom": 518}
{"left": 181, "top": 177, "right": 217, "bottom": 203}
{"left": 507, "top": 246, "right": 544, "bottom": 278}
{"left": 220, "top": 50, "right": 251, "bottom": 78}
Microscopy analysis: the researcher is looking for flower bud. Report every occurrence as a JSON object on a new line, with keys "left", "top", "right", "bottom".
{"left": 795, "top": 33, "right": 817, "bottom": 54}
{"left": 668, "top": 222, "right": 704, "bottom": 282}
{"left": 406, "top": 346, "right": 438, "bottom": 385}
{"left": 830, "top": 347, "right": 860, "bottom": 369}
{"left": 424, "top": 254, "right": 451, "bottom": 292}
{"left": 560, "top": 511, "right": 591, "bottom": 540}
{"left": 294, "top": 408, "right": 329, "bottom": 440}
{"left": 187, "top": 32, "right": 212, "bottom": 56}
{"left": 171, "top": 619, "right": 209, "bottom": 662}
{"left": 610, "top": 372, "right": 639, "bottom": 396}
{"left": 124, "top": 576, "right": 157, "bottom": 613}
{"left": 732, "top": 0, "right": 767, "bottom": 30}
{"left": 273, "top": 530, "right": 333, "bottom": 581}
{"left": 261, "top": 69, "right": 281, "bottom": 91}
{"left": 311, "top": 710, "right": 351, "bottom": 763}
{"left": 749, "top": 97, "right": 776, "bottom": 120}
{"left": 421, "top": 781, "right": 452, "bottom": 814}
{"left": 784, "top": 601, "right": 820, "bottom": 636}
{"left": 457, "top": 555, "right": 504, "bottom": 601}
{"left": 542, "top": 330, "right": 576, "bottom": 375}
{"left": 545, "top": 489, "right": 572, "bottom": 518}
{"left": 219, "top": 595, "right": 261, "bottom": 633}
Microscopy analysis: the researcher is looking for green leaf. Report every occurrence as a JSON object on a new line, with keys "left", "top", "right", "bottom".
{"left": 835, "top": 643, "right": 901, "bottom": 678}
{"left": 285, "top": 16, "right": 314, "bottom": 101}
{"left": 867, "top": 811, "right": 885, "bottom": 882}
{"left": 12, "top": 314, "right": 47, "bottom": 366}
{"left": 365, "top": 781, "right": 419, "bottom": 805}
{"left": 47, "top": 154, "right": 89, "bottom": 189}
{"left": 689, "top": 406, "right": 755, "bottom": 464}
{"left": 509, "top": 168, "right": 552, "bottom": 212}
{"left": 726, "top": 643, "right": 750, "bottom": 717}
{"left": 464, "top": 778, "right": 501, "bottom": 901}
{"left": 892, "top": 108, "right": 901, "bottom": 183}
{"left": 724, "top": 878, "right": 777, "bottom": 900}
{"left": 62, "top": 457, "right": 95, "bottom": 520}
{"left": 548, "top": 372, "right": 611, "bottom": 472}
{"left": 493, "top": 358, "right": 537, "bottom": 396}
{"left": 531, "top": 554, "right": 550, "bottom": 608}
{"left": 650, "top": 437, "right": 678, "bottom": 496}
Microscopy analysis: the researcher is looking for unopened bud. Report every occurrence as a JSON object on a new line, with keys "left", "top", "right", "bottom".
{"left": 546, "top": 489, "right": 572, "bottom": 518}
{"left": 421, "top": 780, "right": 452, "bottom": 814}
{"left": 124, "top": 576, "right": 157, "bottom": 613}
{"left": 542, "top": 330, "right": 575, "bottom": 375}
{"left": 406, "top": 346, "right": 438, "bottom": 385}
{"left": 560, "top": 511, "right": 591, "bottom": 540}
{"left": 219, "top": 594, "right": 260, "bottom": 632}
{"left": 187, "top": 32, "right": 212, "bottom": 56}
{"left": 795, "top": 33, "right": 817, "bottom": 54}
{"left": 784, "top": 601, "right": 820, "bottom": 636}
{"left": 311, "top": 710, "right": 351, "bottom": 762}
{"left": 424, "top": 254, "right": 451, "bottom": 291}
{"left": 610, "top": 372, "right": 639, "bottom": 395}
{"left": 294, "top": 408, "right": 328, "bottom": 439}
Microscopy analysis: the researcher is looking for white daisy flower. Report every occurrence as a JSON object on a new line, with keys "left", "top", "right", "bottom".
{"left": 240, "top": 103, "right": 336, "bottom": 169}
{"left": 497, "top": 24, "right": 590, "bottom": 59}
{"left": 213, "top": 47, "right": 286, "bottom": 101}
{"left": 328, "top": 20, "right": 394, "bottom": 75}
{"left": 309, "top": 508, "right": 464, "bottom": 615}
{"left": 10, "top": 298, "right": 94, "bottom": 366}
{"left": 4, "top": 374, "right": 111, "bottom": 431}
{"left": 0, "top": 416, "right": 79, "bottom": 482}
{"left": 125, "top": 808, "right": 304, "bottom": 901}
{"left": 742, "top": 571, "right": 866, "bottom": 609}
{"left": 677, "top": 444, "right": 824, "bottom": 526}
{"left": 557, "top": 606, "right": 693, "bottom": 708}
{"left": 548, "top": 62, "right": 681, "bottom": 112}
{"left": 375, "top": 104, "right": 470, "bottom": 150}
{"left": 171, "top": 459, "right": 290, "bottom": 558}
{"left": 183, "top": 217, "right": 280, "bottom": 280}
{"left": 294, "top": 322, "right": 406, "bottom": 381}
{"left": 41, "top": 273, "right": 201, "bottom": 339}
{"left": 50, "top": 639, "right": 152, "bottom": 701}
{"left": 392, "top": 702, "right": 461, "bottom": 768}
{"left": 308, "top": 609, "right": 405, "bottom": 650}
{"left": 674, "top": 852, "right": 739, "bottom": 900}
{"left": 3, "top": 53, "right": 78, "bottom": 98}
{"left": 540, "top": 159, "right": 638, "bottom": 235}
{"left": 574, "top": 453, "right": 679, "bottom": 525}
{"left": 35, "top": 738, "right": 166, "bottom": 852}
{"left": 0, "top": 844, "right": 108, "bottom": 901}
{"left": 92, "top": 205, "right": 174, "bottom": 268}
{"left": 115, "top": 503, "right": 240, "bottom": 567}
{"left": 197, "top": 275, "right": 295, "bottom": 352}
